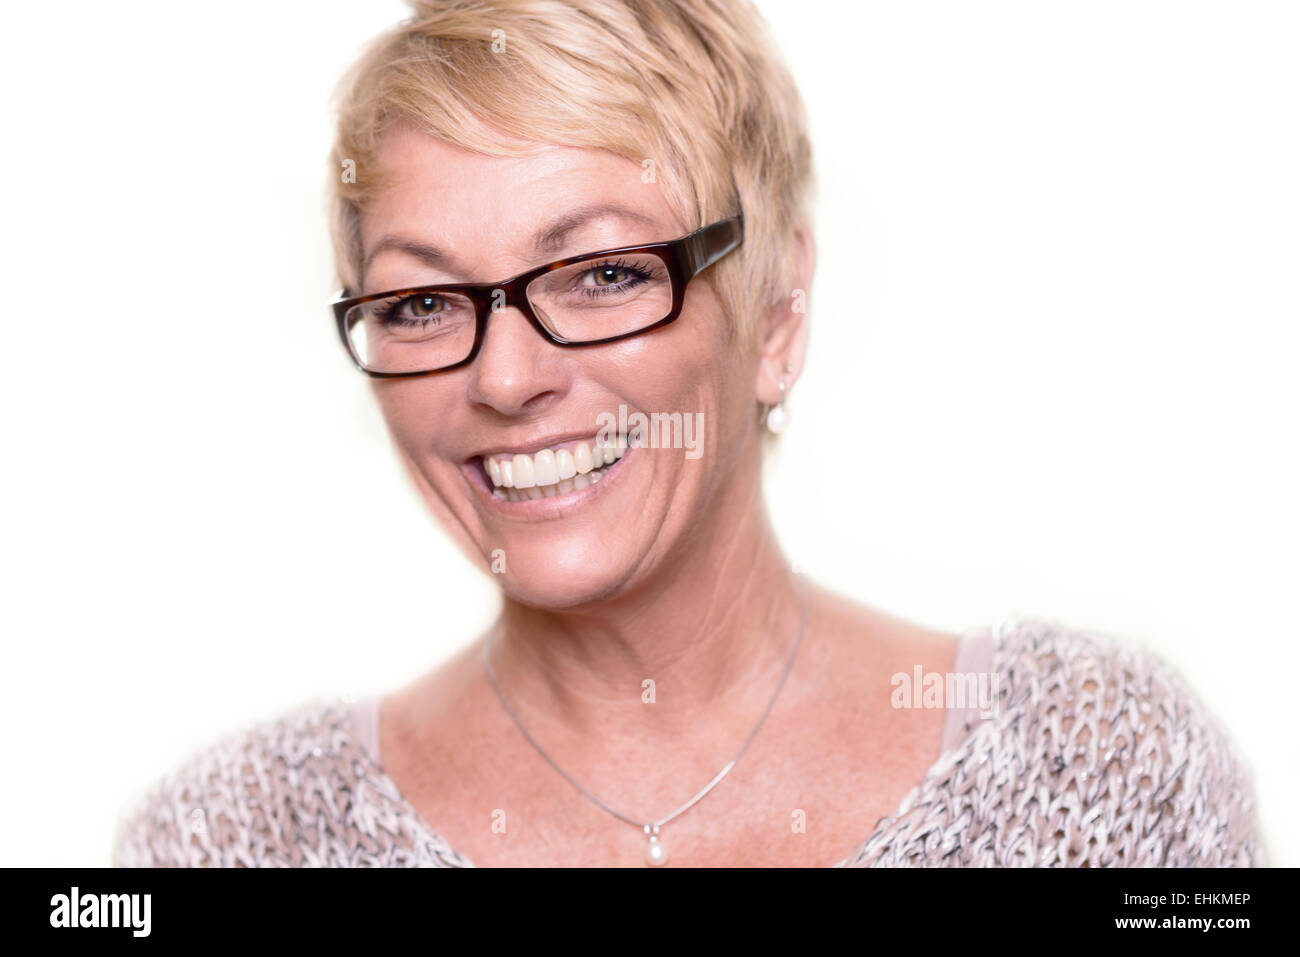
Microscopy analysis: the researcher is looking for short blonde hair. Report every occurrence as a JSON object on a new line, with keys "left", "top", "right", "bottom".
{"left": 329, "top": 0, "right": 813, "bottom": 345}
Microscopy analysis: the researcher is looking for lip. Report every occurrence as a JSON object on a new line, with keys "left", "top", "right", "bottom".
{"left": 462, "top": 443, "right": 633, "bottom": 520}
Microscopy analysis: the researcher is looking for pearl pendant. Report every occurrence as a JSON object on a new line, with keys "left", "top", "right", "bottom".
{"left": 765, "top": 401, "right": 789, "bottom": 434}
{"left": 644, "top": 835, "right": 668, "bottom": 866}
{"left": 643, "top": 825, "right": 668, "bottom": 866}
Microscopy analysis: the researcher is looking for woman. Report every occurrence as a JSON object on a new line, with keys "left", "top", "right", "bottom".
{"left": 113, "top": 0, "right": 1262, "bottom": 868}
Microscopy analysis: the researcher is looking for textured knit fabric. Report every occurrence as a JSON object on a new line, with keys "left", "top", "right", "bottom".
{"left": 111, "top": 616, "right": 1264, "bottom": 867}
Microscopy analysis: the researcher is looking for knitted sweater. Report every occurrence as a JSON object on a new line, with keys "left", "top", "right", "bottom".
{"left": 111, "top": 616, "right": 1265, "bottom": 867}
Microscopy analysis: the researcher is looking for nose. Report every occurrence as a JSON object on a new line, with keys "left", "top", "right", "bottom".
{"left": 465, "top": 305, "right": 567, "bottom": 417}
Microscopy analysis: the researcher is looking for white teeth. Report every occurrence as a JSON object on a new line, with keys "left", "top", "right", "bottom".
{"left": 483, "top": 439, "right": 626, "bottom": 502}
{"left": 512, "top": 454, "right": 535, "bottom": 489}
{"left": 485, "top": 438, "right": 625, "bottom": 488}
{"left": 533, "top": 449, "right": 558, "bottom": 486}
{"left": 498, "top": 473, "right": 601, "bottom": 503}
{"left": 574, "top": 443, "right": 593, "bottom": 475}
{"left": 595, "top": 440, "right": 619, "bottom": 466}
{"left": 555, "top": 448, "right": 576, "bottom": 480}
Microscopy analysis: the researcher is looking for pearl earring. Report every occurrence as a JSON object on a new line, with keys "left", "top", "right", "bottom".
{"left": 765, "top": 363, "right": 793, "bottom": 435}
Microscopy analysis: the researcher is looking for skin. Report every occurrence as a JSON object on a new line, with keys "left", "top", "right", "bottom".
{"left": 361, "top": 121, "right": 961, "bottom": 867}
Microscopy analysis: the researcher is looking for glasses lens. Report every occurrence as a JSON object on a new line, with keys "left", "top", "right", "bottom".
{"left": 526, "top": 252, "right": 673, "bottom": 341}
{"left": 344, "top": 290, "right": 476, "bottom": 373}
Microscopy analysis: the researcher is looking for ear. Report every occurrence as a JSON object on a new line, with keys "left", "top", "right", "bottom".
{"left": 755, "top": 219, "right": 815, "bottom": 404}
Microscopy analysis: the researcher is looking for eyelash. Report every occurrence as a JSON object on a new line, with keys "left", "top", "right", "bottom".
{"left": 576, "top": 258, "right": 654, "bottom": 296}
{"left": 372, "top": 297, "right": 443, "bottom": 327}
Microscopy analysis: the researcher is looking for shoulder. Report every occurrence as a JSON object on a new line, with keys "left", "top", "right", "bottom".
{"left": 987, "top": 618, "right": 1264, "bottom": 866}
{"left": 111, "top": 697, "right": 469, "bottom": 868}
{"left": 848, "top": 616, "right": 1265, "bottom": 867}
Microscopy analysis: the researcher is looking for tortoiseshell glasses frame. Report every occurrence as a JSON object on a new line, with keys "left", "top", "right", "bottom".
{"left": 330, "top": 214, "right": 743, "bottom": 378}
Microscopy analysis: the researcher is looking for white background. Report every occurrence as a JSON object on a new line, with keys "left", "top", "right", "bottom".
{"left": 1, "top": 1, "right": 1294, "bottom": 866}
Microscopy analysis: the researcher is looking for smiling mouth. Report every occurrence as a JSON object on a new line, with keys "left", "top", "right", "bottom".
{"left": 477, "top": 437, "right": 628, "bottom": 502}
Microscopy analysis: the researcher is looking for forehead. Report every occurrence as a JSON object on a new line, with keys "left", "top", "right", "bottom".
{"left": 359, "top": 124, "right": 683, "bottom": 285}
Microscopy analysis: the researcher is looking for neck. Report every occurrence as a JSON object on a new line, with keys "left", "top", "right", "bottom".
{"left": 487, "top": 466, "right": 804, "bottom": 744}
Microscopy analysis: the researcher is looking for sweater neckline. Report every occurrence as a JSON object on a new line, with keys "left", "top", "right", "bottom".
{"left": 344, "top": 623, "right": 1006, "bottom": 867}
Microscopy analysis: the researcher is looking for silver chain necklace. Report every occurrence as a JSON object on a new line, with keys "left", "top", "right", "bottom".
{"left": 483, "top": 573, "right": 809, "bottom": 867}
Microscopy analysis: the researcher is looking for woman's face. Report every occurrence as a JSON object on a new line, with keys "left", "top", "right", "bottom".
{"left": 359, "top": 124, "right": 762, "bottom": 607}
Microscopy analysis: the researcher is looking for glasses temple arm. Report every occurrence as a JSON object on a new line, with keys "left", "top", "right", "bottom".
{"left": 685, "top": 214, "right": 744, "bottom": 276}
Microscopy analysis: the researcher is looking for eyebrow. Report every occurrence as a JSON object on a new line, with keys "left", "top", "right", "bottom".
{"left": 361, "top": 202, "right": 663, "bottom": 287}
{"left": 532, "top": 202, "right": 660, "bottom": 254}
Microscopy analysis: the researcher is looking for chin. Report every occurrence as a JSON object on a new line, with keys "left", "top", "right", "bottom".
{"left": 491, "top": 541, "right": 642, "bottom": 609}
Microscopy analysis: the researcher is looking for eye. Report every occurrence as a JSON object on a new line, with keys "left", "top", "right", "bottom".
{"left": 409, "top": 295, "right": 444, "bottom": 316}
{"left": 591, "top": 265, "right": 631, "bottom": 286}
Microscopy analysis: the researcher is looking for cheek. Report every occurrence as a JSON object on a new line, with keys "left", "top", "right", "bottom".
{"left": 597, "top": 313, "right": 730, "bottom": 412}
{"left": 371, "top": 380, "right": 451, "bottom": 453}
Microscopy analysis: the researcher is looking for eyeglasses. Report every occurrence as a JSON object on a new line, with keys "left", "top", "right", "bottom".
{"left": 331, "top": 214, "right": 743, "bottom": 377}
